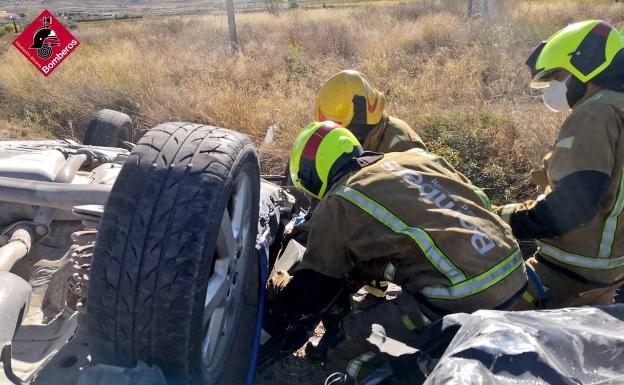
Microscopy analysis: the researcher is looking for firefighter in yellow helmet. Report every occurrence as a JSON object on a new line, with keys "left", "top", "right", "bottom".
{"left": 287, "top": 70, "right": 428, "bottom": 268}
{"left": 496, "top": 20, "right": 624, "bottom": 309}
{"left": 265, "top": 121, "right": 527, "bottom": 385}
{"left": 315, "top": 70, "right": 426, "bottom": 153}
{"left": 286, "top": 71, "right": 426, "bottom": 260}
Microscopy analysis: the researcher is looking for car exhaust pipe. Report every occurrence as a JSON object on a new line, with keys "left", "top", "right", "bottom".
{"left": 54, "top": 154, "right": 87, "bottom": 183}
{"left": 0, "top": 271, "right": 32, "bottom": 385}
{"left": 0, "top": 155, "right": 94, "bottom": 271}
{"left": 0, "top": 228, "right": 33, "bottom": 272}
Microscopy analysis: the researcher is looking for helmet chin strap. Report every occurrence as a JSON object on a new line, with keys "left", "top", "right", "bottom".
{"left": 566, "top": 76, "right": 589, "bottom": 108}
{"left": 348, "top": 95, "right": 375, "bottom": 143}
{"left": 348, "top": 123, "right": 375, "bottom": 144}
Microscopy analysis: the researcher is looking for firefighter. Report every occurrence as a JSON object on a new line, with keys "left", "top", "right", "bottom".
{"left": 291, "top": 68, "right": 431, "bottom": 347}
{"left": 266, "top": 121, "right": 528, "bottom": 384}
{"left": 497, "top": 20, "right": 624, "bottom": 309}
{"left": 315, "top": 70, "right": 426, "bottom": 153}
{"left": 286, "top": 70, "right": 427, "bottom": 248}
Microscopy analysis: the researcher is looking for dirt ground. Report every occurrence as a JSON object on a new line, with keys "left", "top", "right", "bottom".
{"left": 255, "top": 355, "right": 326, "bottom": 385}
{"left": 255, "top": 286, "right": 406, "bottom": 385}
{"left": 255, "top": 325, "right": 328, "bottom": 385}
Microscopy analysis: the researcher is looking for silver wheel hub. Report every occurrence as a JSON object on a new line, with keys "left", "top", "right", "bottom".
{"left": 201, "top": 170, "right": 254, "bottom": 373}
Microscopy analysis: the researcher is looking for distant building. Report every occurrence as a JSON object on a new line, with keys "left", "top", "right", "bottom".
{"left": 60, "top": 11, "right": 84, "bottom": 20}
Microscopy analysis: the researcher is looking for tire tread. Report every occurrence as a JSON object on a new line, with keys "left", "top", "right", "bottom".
{"left": 88, "top": 122, "right": 260, "bottom": 384}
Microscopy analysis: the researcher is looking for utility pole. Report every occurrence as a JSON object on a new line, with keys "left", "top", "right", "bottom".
{"left": 10, "top": 0, "right": 21, "bottom": 17}
{"left": 9, "top": 1, "right": 21, "bottom": 34}
{"left": 226, "top": 0, "right": 238, "bottom": 52}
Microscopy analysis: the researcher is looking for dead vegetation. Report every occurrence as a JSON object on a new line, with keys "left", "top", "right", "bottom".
{"left": 1, "top": 0, "right": 624, "bottom": 202}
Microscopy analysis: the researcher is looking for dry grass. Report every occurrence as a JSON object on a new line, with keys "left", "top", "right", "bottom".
{"left": 0, "top": 117, "right": 53, "bottom": 140}
{"left": 1, "top": 0, "right": 624, "bottom": 202}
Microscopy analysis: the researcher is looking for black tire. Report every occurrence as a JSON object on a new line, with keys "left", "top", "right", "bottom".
{"left": 88, "top": 123, "right": 261, "bottom": 385}
{"left": 84, "top": 109, "right": 134, "bottom": 147}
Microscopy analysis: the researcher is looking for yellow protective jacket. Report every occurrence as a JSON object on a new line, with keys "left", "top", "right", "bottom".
{"left": 300, "top": 149, "right": 527, "bottom": 314}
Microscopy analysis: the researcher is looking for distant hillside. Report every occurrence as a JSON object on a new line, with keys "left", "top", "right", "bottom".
{"left": 2, "top": 0, "right": 271, "bottom": 17}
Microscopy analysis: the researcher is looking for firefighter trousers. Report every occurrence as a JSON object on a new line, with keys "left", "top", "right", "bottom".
{"left": 512, "top": 255, "right": 620, "bottom": 310}
{"left": 325, "top": 292, "right": 432, "bottom": 384}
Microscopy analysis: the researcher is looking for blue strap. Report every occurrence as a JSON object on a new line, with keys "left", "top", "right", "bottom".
{"left": 246, "top": 246, "right": 268, "bottom": 385}
{"left": 357, "top": 362, "right": 394, "bottom": 385}
{"left": 525, "top": 262, "right": 547, "bottom": 303}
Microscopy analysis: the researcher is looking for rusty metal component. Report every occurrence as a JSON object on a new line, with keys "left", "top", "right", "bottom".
{"left": 65, "top": 229, "right": 97, "bottom": 311}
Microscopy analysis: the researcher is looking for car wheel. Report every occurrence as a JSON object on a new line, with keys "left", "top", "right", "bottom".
{"left": 84, "top": 109, "right": 134, "bottom": 147}
{"left": 88, "top": 123, "right": 261, "bottom": 385}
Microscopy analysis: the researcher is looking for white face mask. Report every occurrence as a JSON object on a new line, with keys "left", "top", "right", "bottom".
{"left": 542, "top": 78, "right": 570, "bottom": 113}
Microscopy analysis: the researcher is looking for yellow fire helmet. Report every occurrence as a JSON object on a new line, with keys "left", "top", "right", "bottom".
{"left": 290, "top": 121, "right": 363, "bottom": 200}
{"left": 315, "top": 70, "right": 386, "bottom": 127}
{"left": 526, "top": 20, "right": 624, "bottom": 88}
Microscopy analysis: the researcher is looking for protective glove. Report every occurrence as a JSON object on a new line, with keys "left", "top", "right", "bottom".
{"left": 493, "top": 204, "right": 516, "bottom": 225}
{"left": 266, "top": 270, "right": 293, "bottom": 303}
{"left": 530, "top": 168, "right": 550, "bottom": 194}
{"left": 364, "top": 280, "right": 389, "bottom": 298}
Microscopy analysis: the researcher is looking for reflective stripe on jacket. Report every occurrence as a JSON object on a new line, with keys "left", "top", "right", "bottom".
{"left": 336, "top": 186, "right": 524, "bottom": 301}
{"left": 300, "top": 151, "right": 527, "bottom": 313}
{"left": 505, "top": 90, "right": 624, "bottom": 284}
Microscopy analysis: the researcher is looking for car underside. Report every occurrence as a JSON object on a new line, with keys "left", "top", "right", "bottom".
{"left": 0, "top": 110, "right": 296, "bottom": 385}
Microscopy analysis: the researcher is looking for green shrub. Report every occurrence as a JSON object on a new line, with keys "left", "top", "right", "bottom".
{"left": 419, "top": 112, "right": 535, "bottom": 204}
{"left": 284, "top": 43, "right": 313, "bottom": 77}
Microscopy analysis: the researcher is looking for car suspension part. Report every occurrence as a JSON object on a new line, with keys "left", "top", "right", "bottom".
{"left": 65, "top": 229, "right": 97, "bottom": 311}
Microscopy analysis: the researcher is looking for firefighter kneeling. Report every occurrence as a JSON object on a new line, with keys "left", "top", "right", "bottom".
{"left": 264, "top": 121, "right": 528, "bottom": 385}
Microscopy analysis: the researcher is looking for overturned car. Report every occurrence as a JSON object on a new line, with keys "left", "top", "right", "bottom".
{"left": 0, "top": 110, "right": 295, "bottom": 385}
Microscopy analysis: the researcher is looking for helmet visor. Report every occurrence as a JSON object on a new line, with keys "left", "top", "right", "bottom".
{"left": 526, "top": 41, "right": 565, "bottom": 88}
{"left": 530, "top": 68, "right": 563, "bottom": 89}
{"left": 526, "top": 41, "right": 546, "bottom": 77}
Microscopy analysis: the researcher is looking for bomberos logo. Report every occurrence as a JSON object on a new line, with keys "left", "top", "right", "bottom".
{"left": 12, "top": 9, "right": 80, "bottom": 77}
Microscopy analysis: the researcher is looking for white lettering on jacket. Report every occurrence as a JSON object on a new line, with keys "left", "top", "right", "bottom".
{"left": 381, "top": 160, "right": 496, "bottom": 255}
